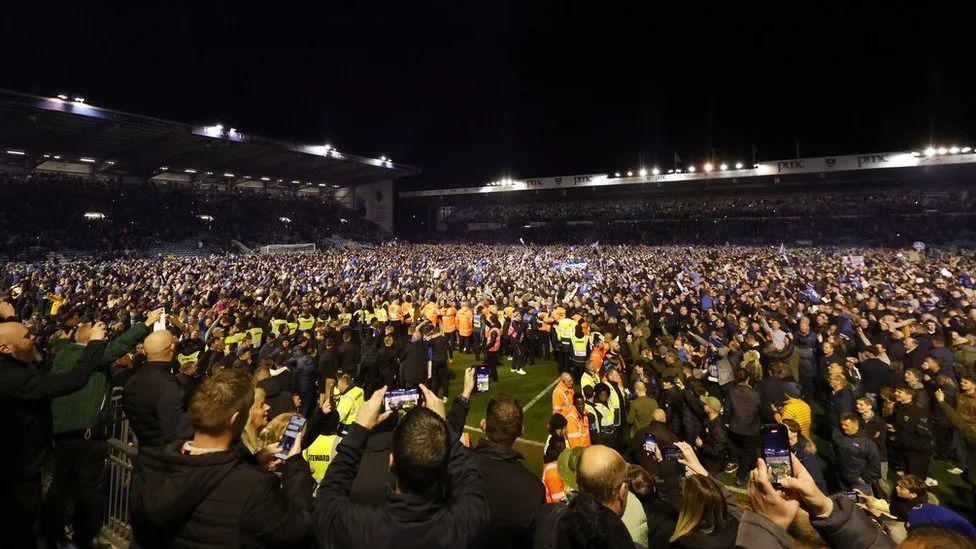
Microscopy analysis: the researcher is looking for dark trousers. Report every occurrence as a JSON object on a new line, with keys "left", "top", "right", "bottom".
{"left": 431, "top": 360, "right": 450, "bottom": 397}
{"left": 459, "top": 334, "right": 472, "bottom": 352}
{"left": 473, "top": 330, "right": 483, "bottom": 360}
{"left": 10, "top": 478, "right": 42, "bottom": 548}
{"left": 557, "top": 348, "right": 570, "bottom": 374}
{"left": 524, "top": 338, "right": 538, "bottom": 365}
{"left": 729, "top": 432, "right": 760, "bottom": 482}
{"left": 903, "top": 450, "right": 931, "bottom": 478}
{"left": 486, "top": 351, "right": 500, "bottom": 381}
{"left": 43, "top": 436, "right": 108, "bottom": 549}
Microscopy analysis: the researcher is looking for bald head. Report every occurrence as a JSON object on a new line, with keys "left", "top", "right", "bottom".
{"left": 577, "top": 445, "right": 628, "bottom": 511}
{"left": 0, "top": 321, "right": 40, "bottom": 363}
{"left": 560, "top": 372, "right": 573, "bottom": 387}
{"left": 634, "top": 381, "right": 646, "bottom": 396}
{"left": 144, "top": 330, "right": 175, "bottom": 362}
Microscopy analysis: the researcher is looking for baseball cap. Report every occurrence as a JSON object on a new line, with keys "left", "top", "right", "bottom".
{"left": 784, "top": 382, "right": 802, "bottom": 398}
{"left": 908, "top": 504, "right": 976, "bottom": 539}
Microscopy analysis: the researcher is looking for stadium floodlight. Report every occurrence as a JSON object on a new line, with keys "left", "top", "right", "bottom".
{"left": 704, "top": 163, "right": 713, "bottom": 172}
{"left": 380, "top": 156, "right": 387, "bottom": 162}
{"left": 292, "top": 180, "right": 300, "bottom": 184}
{"left": 106, "top": 160, "right": 115, "bottom": 165}
{"left": 753, "top": 163, "right": 760, "bottom": 168}
{"left": 80, "top": 157, "right": 96, "bottom": 163}
{"left": 53, "top": 155, "right": 61, "bottom": 160}
{"left": 205, "top": 171, "right": 213, "bottom": 175}
{"left": 614, "top": 172, "right": 621, "bottom": 177}
{"left": 57, "top": 94, "right": 68, "bottom": 100}
{"left": 937, "top": 147, "right": 948, "bottom": 155}
{"left": 911, "top": 151, "right": 921, "bottom": 157}
{"left": 340, "top": 218, "right": 348, "bottom": 223}
{"left": 688, "top": 166, "right": 696, "bottom": 173}
{"left": 332, "top": 184, "right": 340, "bottom": 188}
{"left": 260, "top": 176, "right": 270, "bottom": 181}
{"left": 159, "top": 166, "right": 169, "bottom": 171}
{"left": 5, "top": 150, "right": 25, "bottom": 155}
{"left": 279, "top": 217, "right": 292, "bottom": 224}
{"left": 73, "top": 97, "right": 85, "bottom": 103}
{"left": 676, "top": 169, "right": 682, "bottom": 173}
{"left": 639, "top": 168, "right": 648, "bottom": 177}
{"left": 735, "top": 162, "right": 743, "bottom": 169}
{"left": 83, "top": 212, "right": 105, "bottom": 220}
{"left": 223, "top": 172, "right": 235, "bottom": 177}
{"left": 185, "top": 169, "right": 197, "bottom": 174}
{"left": 925, "top": 147, "right": 936, "bottom": 157}
{"left": 719, "top": 163, "right": 728, "bottom": 171}
{"left": 331, "top": 150, "right": 341, "bottom": 158}
{"left": 963, "top": 147, "right": 973, "bottom": 153}
{"left": 318, "top": 183, "right": 326, "bottom": 187}
{"left": 652, "top": 168, "right": 660, "bottom": 175}
{"left": 198, "top": 215, "right": 214, "bottom": 222}
{"left": 949, "top": 146, "right": 960, "bottom": 154}
{"left": 43, "top": 154, "right": 50, "bottom": 158}
{"left": 667, "top": 169, "right": 674, "bottom": 174}
{"left": 626, "top": 171, "right": 633, "bottom": 177}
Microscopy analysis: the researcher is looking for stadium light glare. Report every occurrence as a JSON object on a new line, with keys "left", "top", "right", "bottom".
{"left": 962, "top": 147, "right": 973, "bottom": 153}
{"left": 57, "top": 94, "right": 68, "bottom": 100}
{"left": 159, "top": 166, "right": 168, "bottom": 171}
{"left": 43, "top": 154, "right": 50, "bottom": 158}
{"left": 53, "top": 155, "right": 61, "bottom": 160}
{"left": 260, "top": 176, "right": 270, "bottom": 181}
{"left": 639, "top": 168, "right": 647, "bottom": 177}
{"left": 198, "top": 215, "right": 214, "bottom": 222}
{"left": 331, "top": 150, "right": 341, "bottom": 158}
{"left": 667, "top": 169, "right": 674, "bottom": 174}
{"left": 753, "top": 163, "right": 760, "bottom": 168}
{"left": 911, "top": 151, "right": 921, "bottom": 157}
{"left": 279, "top": 217, "right": 292, "bottom": 224}
{"left": 380, "top": 156, "right": 387, "bottom": 162}
{"left": 938, "top": 147, "right": 948, "bottom": 155}
{"left": 688, "top": 166, "right": 696, "bottom": 173}
{"left": 205, "top": 171, "right": 213, "bottom": 175}
{"left": 5, "top": 150, "right": 25, "bottom": 155}
{"left": 318, "top": 183, "right": 326, "bottom": 187}
{"left": 735, "top": 162, "right": 743, "bottom": 169}
{"left": 614, "top": 172, "right": 621, "bottom": 177}
{"left": 949, "top": 146, "right": 960, "bottom": 154}
{"left": 73, "top": 97, "right": 85, "bottom": 103}
{"left": 676, "top": 169, "right": 682, "bottom": 173}
{"left": 83, "top": 212, "right": 105, "bottom": 220}
{"left": 80, "top": 157, "right": 96, "bottom": 163}
{"left": 719, "top": 163, "right": 727, "bottom": 171}
{"left": 652, "top": 168, "right": 660, "bottom": 175}
{"left": 184, "top": 169, "right": 197, "bottom": 174}
{"left": 626, "top": 171, "right": 633, "bottom": 177}
{"left": 925, "top": 147, "right": 937, "bottom": 157}
{"left": 704, "top": 163, "right": 713, "bottom": 172}
{"left": 291, "top": 180, "right": 300, "bottom": 184}
{"left": 223, "top": 172, "right": 235, "bottom": 177}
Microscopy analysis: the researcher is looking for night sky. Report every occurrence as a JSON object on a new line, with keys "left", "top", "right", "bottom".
{"left": 1, "top": 3, "right": 971, "bottom": 190}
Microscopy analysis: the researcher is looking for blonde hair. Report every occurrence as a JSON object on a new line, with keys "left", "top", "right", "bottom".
{"left": 670, "top": 475, "right": 732, "bottom": 542}
{"left": 259, "top": 412, "right": 298, "bottom": 448}
{"left": 241, "top": 387, "right": 268, "bottom": 454}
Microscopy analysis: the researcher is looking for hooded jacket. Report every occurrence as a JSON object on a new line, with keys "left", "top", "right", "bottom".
{"left": 131, "top": 440, "right": 313, "bottom": 548}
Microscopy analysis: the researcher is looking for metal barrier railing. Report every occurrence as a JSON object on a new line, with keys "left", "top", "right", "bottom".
{"left": 101, "top": 389, "right": 137, "bottom": 545}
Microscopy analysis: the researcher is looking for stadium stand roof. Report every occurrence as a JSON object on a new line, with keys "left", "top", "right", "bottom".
{"left": 0, "top": 88, "right": 420, "bottom": 186}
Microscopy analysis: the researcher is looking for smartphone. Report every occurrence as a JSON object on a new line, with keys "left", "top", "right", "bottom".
{"left": 274, "top": 416, "right": 307, "bottom": 460}
{"left": 475, "top": 366, "right": 490, "bottom": 393}
{"left": 662, "top": 444, "right": 683, "bottom": 461}
{"left": 761, "top": 424, "right": 794, "bottom": 487}
{"left": 844, "top": 490, "right": 859, "bottom": 502}
{"left": 643, "top": 434, "right": 658, "bottom": 455}
{"left": 153, "top": 308, "right": 167, "bottom": 332}
{"left": 384, "top": 387, "right": 420, "bottom": 412}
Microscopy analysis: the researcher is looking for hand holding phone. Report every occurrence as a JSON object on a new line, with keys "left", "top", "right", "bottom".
{"left": 760, "top": 424, "right": 793, "bottom": 488}
{"left": 475, "top": 366, "right": 490, "bottom": 393}
{"left": 274, "top": 416, "right": 307, "bottom": 460}
{"left": 384, "top": 387, "right": 421, "bottom": 412}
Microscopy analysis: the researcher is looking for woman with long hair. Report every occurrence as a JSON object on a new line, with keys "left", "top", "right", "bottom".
{"left": 668, "top": 441, "right": 742, "bottom": 548}
{"left": 241, "top": 386, "right": 270, "bottom": 454}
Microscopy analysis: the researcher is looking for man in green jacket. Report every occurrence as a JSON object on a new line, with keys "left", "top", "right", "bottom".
{"left": 44, "top": 308, "right": 162, "bottom": 548}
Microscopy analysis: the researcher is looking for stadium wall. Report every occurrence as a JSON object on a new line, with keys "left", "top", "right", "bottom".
{"left": 354, "top": 180, "right": 394, "bottom": 233}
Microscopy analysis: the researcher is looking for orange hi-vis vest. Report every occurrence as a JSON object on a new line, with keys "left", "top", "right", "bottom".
{"left": 442, "top": 307, "right": 457, "bottom": 333}
{"left": 457, "top": 307, "right": 473, "bottom": 336}
{"left": 538, "top": 311, "right": 552, "bottom": 333}
{"left": 564, "top": 409, "right": 591, "bottom": 448}
{"left": 543, "top": 462, "right": 567, "bottom": 503}
{"left": 486, "top": 327, "right": 502, "bottom": 352}
{"left": 552, "top": 384, "right": 574, "bottom": 416}
{"left": 423, "top": 302, "right": 438, "bottom": 324}
{"left": 388, "top": 303, "right": 402, "bottom": 322}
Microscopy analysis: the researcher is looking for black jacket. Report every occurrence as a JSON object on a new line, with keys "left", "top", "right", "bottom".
{"left": 131, "top": 440, "right": 313, "bottom": 548}
{"left": 726, "top": 384, "right": 761, "bottom": 436}
{"left": 338, "top": 341, "right": 360, "bottom": 373}
{"left": 831, "top": 427, "right": 881, "bottom": 485}
{"left": 757, "top": 377, "right": 787, "bottom": 423}
{"left": 318, "top": 346, "right": 339, "bottom": 380}
{"left": 430, "top": 335, "right": 453, "bottom": 363}
{"left": 399, "top": 339, "right": 428, "bottom": 387}
{"left": 122, "top": 361, "right": 194, "bottom": 448}
{"left": 471, "top": 438, "right": 546, "bottom": 549}
{"left": 859, "top": 358, "right": 890, "bottom": 395}
{"left": 313, "top": 422, "right": 490, "bottom": 549}
{"left": 258, "top": 370, "right": 294, "bottom": 419}
{"left": 892, "top": 402, "right": 932, "bottom": 452}
{"left": 698, "top": 416, "right": 730, "bottom": 473}
{"left": 0, "top": 340, "right": 105, "bottom": 480}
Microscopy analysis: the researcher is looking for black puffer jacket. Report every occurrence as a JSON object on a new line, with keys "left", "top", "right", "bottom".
{"left": 131, "top": 441, "right": 313, "bottom": 548}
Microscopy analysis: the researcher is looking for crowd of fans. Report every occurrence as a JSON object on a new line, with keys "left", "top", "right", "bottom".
{"left": 3, "top": 243, "right": 976, "bottom": 548}
{"left": 0, "top": 173, "right": 384, "bottom": 260}
{"left": 432, "top": 187, "right": 976, "bottom": 247}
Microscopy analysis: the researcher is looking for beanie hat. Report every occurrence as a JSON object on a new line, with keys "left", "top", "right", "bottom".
{"left": 701, "top": 395, "right": 723, "bottom": 413}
